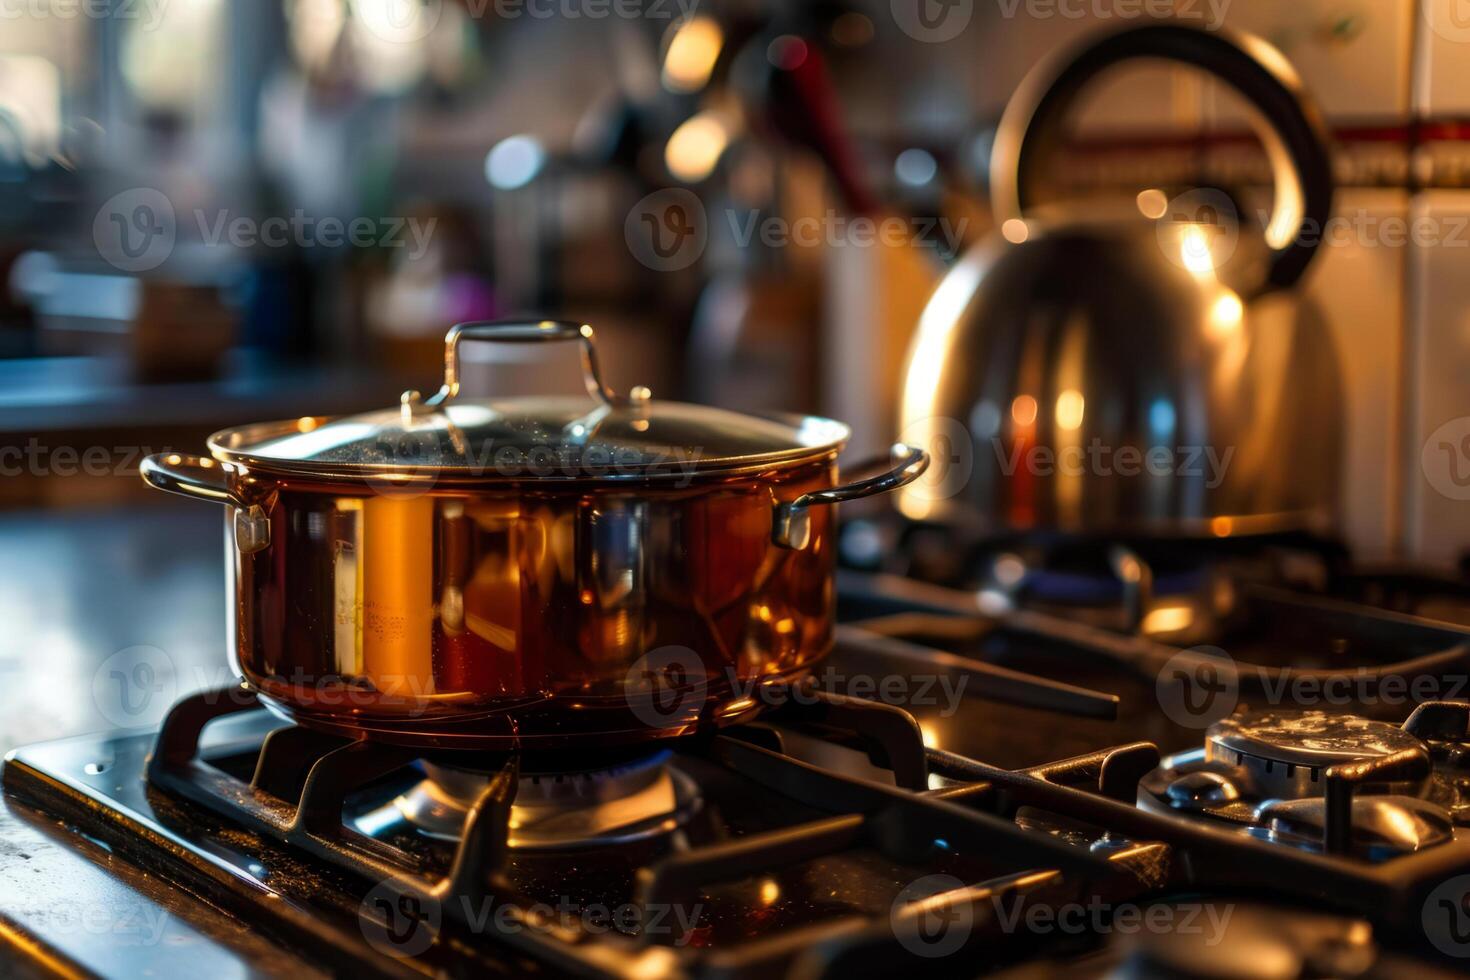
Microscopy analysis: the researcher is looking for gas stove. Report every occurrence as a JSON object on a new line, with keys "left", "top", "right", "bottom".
{"left": 6, "top": 538, "right": 1470, "bottom": 978}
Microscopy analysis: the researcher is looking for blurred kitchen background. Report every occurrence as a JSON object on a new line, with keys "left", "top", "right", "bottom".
{"left": 2, "top": 0, "right": 1469, "bottom": 744}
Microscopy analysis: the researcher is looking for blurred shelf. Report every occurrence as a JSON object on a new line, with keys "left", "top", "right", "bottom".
{"left": 0, "top": 350, "right": 423, "bottom": 435}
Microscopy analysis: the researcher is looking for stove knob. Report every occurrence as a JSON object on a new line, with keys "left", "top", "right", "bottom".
{"left": 1165, "top": 770, "right": 1241, "bottom": 810}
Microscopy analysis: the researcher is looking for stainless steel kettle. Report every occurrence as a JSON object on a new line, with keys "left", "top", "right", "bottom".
{"left": 898, "top": 24, "right": 1340, "bottom": 539}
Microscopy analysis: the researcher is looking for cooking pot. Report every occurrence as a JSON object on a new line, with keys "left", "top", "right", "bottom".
{"left": 898, "top": 24, "right": 1340, "bottom": 538}
{"left": 141, "top": 319, "right": 927, "bottom": 749}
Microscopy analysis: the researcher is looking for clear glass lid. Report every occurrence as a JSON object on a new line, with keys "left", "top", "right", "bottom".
{"left": 209, "top": 321, "right": 848, "bottom": 480}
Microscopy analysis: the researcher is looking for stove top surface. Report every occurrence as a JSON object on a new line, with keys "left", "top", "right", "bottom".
{"left": 7, "top": 546, "right": 1470, "bottom": 978}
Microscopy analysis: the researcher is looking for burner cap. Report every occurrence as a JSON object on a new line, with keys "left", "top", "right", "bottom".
{"left": 358, "top": 750, "right": 701, "bottom": 850}
{"left": 1206, "top": 711, "right": 1425, "bottom": 799}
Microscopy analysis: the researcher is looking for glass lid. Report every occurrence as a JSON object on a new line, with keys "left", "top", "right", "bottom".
{"left": 209, "top": 321, "right": 849, "bottom": 481}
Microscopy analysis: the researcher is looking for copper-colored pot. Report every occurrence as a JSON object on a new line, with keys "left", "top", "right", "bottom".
{"left": 142, "top": 320, "right": 927, "bottom": 749}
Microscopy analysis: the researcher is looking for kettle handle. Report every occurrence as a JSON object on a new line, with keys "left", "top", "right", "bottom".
{"left": 990, "top": 23, "right": 1334, "bottom": 292}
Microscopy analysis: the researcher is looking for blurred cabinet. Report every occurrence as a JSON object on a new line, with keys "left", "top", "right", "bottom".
{"left": 1406, "top": 191, "right": 1470, "bottom": 568}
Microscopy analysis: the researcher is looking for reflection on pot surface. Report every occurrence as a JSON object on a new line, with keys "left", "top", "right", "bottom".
{"left": 230, "top": 459, "right": 838, "bottom": 747}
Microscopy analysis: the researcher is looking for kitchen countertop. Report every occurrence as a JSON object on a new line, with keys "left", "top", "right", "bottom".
{"left": 0, "top": 504, "right": 330, "bottom": 976}
{"left": 0, "top": 504, "right": 228, "bottom": 753}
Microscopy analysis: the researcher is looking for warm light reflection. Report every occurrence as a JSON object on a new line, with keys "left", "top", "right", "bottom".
{"left": 1211, "top": 516, "right": 1234, "bottom": 537}
{"left": 1136, "top": 188, "right": 1168, "bottom": 219}
{"left": 665, "top": 111, "right": 729, "bottom": 182}
{"left": 898, "top": 251, "right": 985, "bottom": 521}
{"left": 920, "top": 724, "right": 939, "bottom": 749}
{"left": 1001, "top": 218, "right": 1029, "bottom": 244}
{"left": 1054, "top": 389, "right": 1085, "bottom": 431}
{"left": 759, "top": 878, "right": 780, "bottom": 905}
{"left": 1010, "top": 394, "right": 1038, "bottom": 427}
{"left": 1141, "top": 603, "right": 1195, "bottom": 635}
{"left": 1208, "top": 290, "right": 1244, "bottom": 339}
{"left": 1180, "top": 226, "right": 1216, "bottom": 274}
{"left": 661, "top": 16, "right": 723, "bottom": 93}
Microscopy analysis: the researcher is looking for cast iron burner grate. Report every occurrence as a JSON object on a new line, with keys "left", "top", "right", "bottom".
{"left": 10, "top": 612, "right": 1470, "bottom": 976}
{"left": 90, "top": 683, "right": 1136, "bottom": 977}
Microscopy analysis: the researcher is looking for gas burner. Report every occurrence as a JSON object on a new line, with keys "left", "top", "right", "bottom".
{"left": 359, "top": 750, "right": 701, "bottom": 849}
{"left": 1206, "top": 710, "right": 1431, "bottom": 799}
{"left": 1140, "top": 706, "right": 1470, "bottom": 859}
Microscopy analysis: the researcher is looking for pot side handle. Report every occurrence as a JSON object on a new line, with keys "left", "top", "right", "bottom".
{"left": 773, "top": 444, "right": 930, "bottom": 550}
{"left": 140, "top": 453, "right": 271, "bottom": 554}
